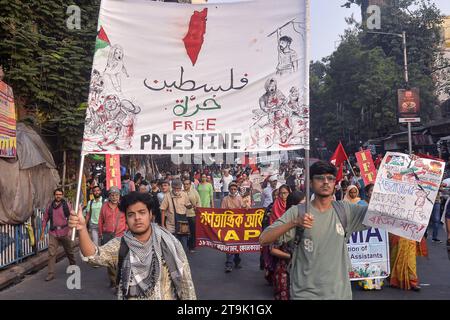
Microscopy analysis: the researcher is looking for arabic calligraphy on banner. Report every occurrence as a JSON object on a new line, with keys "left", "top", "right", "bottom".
{"left": 195, "top": 207, "right": 264, "bottom": 253}
{"left": 363, "top": 152, "right": 445, "bottom": 241}
{"left": 81, "top": 0, "right": 309, "bottom": 155}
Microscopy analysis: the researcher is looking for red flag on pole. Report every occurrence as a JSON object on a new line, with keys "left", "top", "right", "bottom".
{"left": 329, "top": 142, "right": 349, "bottom": 182}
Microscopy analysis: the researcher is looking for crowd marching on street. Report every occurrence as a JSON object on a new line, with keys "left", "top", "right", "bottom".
{"left": 36, "top": 151, "right": 450, "bottom": 300}
{"left": 2, "top": 0, "right": 450, "bottom": 308}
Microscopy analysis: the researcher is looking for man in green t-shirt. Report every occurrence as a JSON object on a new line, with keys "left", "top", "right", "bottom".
{"left": 84, "top": 186, "right": 104, "bottom": 246}
{"left": 260, "top": 161, "right": 369, "bottom": 300}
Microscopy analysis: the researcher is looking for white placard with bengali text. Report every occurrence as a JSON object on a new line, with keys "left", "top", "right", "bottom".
{"left": 363, "top": 152, "right": 445, "bottom": 241}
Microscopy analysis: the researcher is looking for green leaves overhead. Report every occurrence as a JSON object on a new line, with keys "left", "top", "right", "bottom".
{"left": 311, "top": 0, "right": 447, "bottom": 153}
{"left": 0, "top": 0, "right": 101, "bottom": 152}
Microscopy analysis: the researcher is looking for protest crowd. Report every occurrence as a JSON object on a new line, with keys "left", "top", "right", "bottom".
{"left": 2, "top": 0, "right": 450, "bottom": 304}
{"left": 47, "top": 147, "right": 449, "bottom": 300}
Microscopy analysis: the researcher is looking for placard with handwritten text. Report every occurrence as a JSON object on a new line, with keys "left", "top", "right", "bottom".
{"left": 363, "top": 152, "right": 445, "bottom": 241}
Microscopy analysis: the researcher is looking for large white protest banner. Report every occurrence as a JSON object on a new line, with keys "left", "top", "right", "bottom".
{"left": 82, "top": 0, "right": 309, "bottom": 155}
{"left": 347, "top": 228, "right": 390, "bottom": 281}
{"left": 363, "top": 152, "right": 445, "bottom": 241}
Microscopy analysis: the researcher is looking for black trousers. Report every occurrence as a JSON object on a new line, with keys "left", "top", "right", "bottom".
{"left": 187, "top": 216, "right": 196, "bottom": 250}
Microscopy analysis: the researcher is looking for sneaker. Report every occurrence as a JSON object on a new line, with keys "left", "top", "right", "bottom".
{"left": 432, "top": 238, "right": 443, "bottom": 244}
{"left": 225, "top": 266, "right": 232, "bottom": 273}
{"left": 411, "top": 285, "right": 421, "bottom": 292}
{"left": 234, "top": 263, "right": 242, "bottom": 269}
{"left": 446, "top": 239, "right": 450, "bottom": 247}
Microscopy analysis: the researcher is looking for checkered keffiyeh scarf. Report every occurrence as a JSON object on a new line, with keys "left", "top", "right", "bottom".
{"left": 121, "top": 223, "right": 186, "bottom": 299}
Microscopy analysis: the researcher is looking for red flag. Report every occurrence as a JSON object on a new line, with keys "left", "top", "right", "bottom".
{"left": 355, "top": 150, "right": 377, "bottom": 185}
{"left": 329, "top": 142, "right": 349, "bottom": 182}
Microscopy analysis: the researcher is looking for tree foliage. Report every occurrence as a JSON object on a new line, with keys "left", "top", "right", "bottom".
{"left": 311, "top": 0, "right": 447, "bottom": 154}
{"left": 0, "top": 0, "right": 100, "bottom": 151}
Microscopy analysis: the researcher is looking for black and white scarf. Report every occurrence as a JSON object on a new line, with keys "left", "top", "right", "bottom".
{"left": 120, "top": 223, "right": 186, "bottom": 299}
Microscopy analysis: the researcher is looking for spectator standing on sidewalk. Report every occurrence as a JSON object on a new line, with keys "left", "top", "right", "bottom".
{"left": 39, "top": 188, "right": 76, "bottom": 281}
{"left": 429, "top": 185, "right": 444, "bottom": 243}
{"left": 40, "top": 188, "right": 76, "bottom": 282}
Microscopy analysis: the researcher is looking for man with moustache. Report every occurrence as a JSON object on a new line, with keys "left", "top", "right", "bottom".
{"left": 221, "top": 182, "right": 244, "bottom": 273}
{"left": 98, "top": 186, "right": 127, "bottom": 289}
{"left": 40, "top": 188, "right": 76, "bottom": 281}
{"left": 160, "top": 179, "right": 192, "bottom": 252}
{"left": 69, "top": 192, "right": 196, "bottom": 299}
{"left": 260, "top": 161, "right": 369, "bottom": 300}
{"left": 85, "top": 185, "right": 105, "bottom": 246}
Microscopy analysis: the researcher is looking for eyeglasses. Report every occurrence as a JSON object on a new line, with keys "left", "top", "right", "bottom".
{"left": 313, "top": 175, "right": 336, "bottom": 182}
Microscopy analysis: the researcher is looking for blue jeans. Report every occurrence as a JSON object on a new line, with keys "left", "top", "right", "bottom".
{"left": 176, "top": 234, "right": 188, "bottom": 252}
{"left": 430, "top": 203, "right": 441, "bottom": 239}
{"left": 88, "top": 223, "right": 99, "bottom": 246}
{"left": 225, "top": 253, "right": 241, "bottom": 268}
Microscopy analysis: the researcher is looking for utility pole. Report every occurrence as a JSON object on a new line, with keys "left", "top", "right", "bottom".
{"left": 402, "top": 31, "right": 413, "bottom": 155}
{"left": 368, "top": 30, "right": 412, "bottom": 155}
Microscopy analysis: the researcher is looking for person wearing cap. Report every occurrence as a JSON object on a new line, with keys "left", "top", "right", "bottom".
{"left": 221, "top": 182, "right": 244, "bottom": 272}
{"left": 98, "top": 186, "right": 127, "bottom": 289}
{"left": 160, "top": 179, "right": 192, "bottom": 251}
{"left": 262, "top": 175, "right": 279, "bottom": 208}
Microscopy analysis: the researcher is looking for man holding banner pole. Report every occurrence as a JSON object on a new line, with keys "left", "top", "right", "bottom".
{"left": 260, "top": 160, "right": 369, "bottom": 299}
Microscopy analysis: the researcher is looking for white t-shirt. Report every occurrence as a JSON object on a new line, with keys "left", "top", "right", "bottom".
{"left": 222, "top": 175, "right": 234, "bottom": 192}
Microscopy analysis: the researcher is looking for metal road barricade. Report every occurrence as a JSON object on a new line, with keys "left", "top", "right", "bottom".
{"left": 0, "top": 208, "right": 49, "bottom": 269}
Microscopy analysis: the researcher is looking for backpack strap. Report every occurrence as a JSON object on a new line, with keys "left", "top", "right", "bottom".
{"left": 331, "top": 200, "right": 348, "bottom": 238}
{"left": 48, "top": 201, "right": 54, "bottom": 231}
{"left": 60, "top": 200, "right": 71, "bottom": 219}
{"left": 116, "top": 237, "right": 130, "bottom": 294}
{"left": 293, "top": 203, "right": 306, "bottom": 246}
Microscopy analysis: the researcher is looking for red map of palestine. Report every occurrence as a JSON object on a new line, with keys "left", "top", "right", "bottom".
{"left": 183, "top": 8, "right": 208, "bottom": 66}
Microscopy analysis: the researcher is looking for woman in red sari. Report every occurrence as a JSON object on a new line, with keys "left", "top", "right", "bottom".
{"left": 271, "top": 191, "right": 305, "bottom": 300}
{"left": 264, "top": 185, "right": 291, "bottom": 284}
{"left": 269, "top": 185, "right": 291, "bottom": 225}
